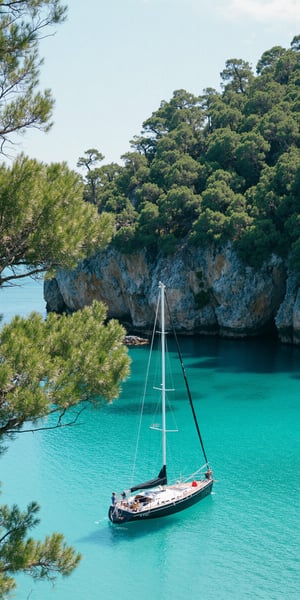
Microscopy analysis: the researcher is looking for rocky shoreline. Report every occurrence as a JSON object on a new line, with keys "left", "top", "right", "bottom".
{"left": 44, "top": 242, "right": 300, "bottom": 345}
{"left": 123, "top": 335, "right": 149, "bottom": 346}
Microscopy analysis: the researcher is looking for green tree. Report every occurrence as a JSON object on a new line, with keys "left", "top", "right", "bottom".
{"left": 81, "top": 37, "right": 300, "bottom": 270}
{"left": 0, "top": 0, "right": 67, "bottom": 150}
{"left": 235, "top": 132, "right": 270, "bottom": 185}
{"left": 168, "top": 122, "right": 203, "bottom": 157}
{"left": 164, "top": 155, "right": 200, "bottom": 188}
{"left": 190, "top": 208, "right": 230, "bottom": 246}
{"left": 0, "top": 302, "right": 130, "bottom": 596}
{"left": 0, "top": 3, "right": 128, "bottom": 596}
{"left": 244, "top": 81, "right": 284, "bottom": 116}
{"left": 202, "top": 92, "right": 243, "bottom": 131}
{"left": 202, "top": 178, "right": 237, "bottom": 213}
{"left": 158, "top": 186, "right": 201, "bottom": 242}
{"left": 133, "top": 89, "right": 204, "bottom": 161}
{"left": 136, "top": 201, "right": 160, "bottom": 249}
{"left": 0, "top": 156, "right": 114, "bottom": 285}
{"left": 205, "top": 127, "right": 240, "bottom": 169}
{"left": 0, "top": 499, "right": 81, "bottom": 597}
{"left": 256, "top": 46, "right": 286, "bottom": 76}
{"left": 274, "top": 48, "right": 300, "bottom": 84}
{"left": 258, "top": 106, "right": 299, "bottom": 157}
{"left": 220, "top": 58, "right": 254, "bottom": 94}
{"left": 291, "top": 35, "right": 300, "bottom": 52}
{"left": 235, "top": 219, "right": 279, "bottom": 267}
{"left": 77, "top": 148, "right": 105, "bottom": 204}
{"left": 0, "top": 302, "right": 130, "bottom": 438}
{"left": 134, "top": 182, "right": 162, "bottom": 207}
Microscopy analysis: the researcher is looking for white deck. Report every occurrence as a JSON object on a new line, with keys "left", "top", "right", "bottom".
{"left": 115, "top": 479, "right": 212, "bottom": 514}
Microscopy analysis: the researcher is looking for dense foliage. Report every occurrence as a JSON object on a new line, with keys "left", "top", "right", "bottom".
{"left": 0, "top": 499, "right": 81, "bottom": 597}
{"left": 0, "top": 156, "right": 114, "bottom": 285}
{"left": 0, "top": 302, "right": 130, "bottom": 440}
{"left": 80, "top": 37, "right": 300, "bottom": 269}
{"left": 0, "top": 302, "right": 130, "bottom": 596}
{"left": 0, "top": 2, "right": 129, "bottom": 597}
{"left": 0, "top": 1, "right": 116, "bottom": 287}
{"left": 0, "top": 0, "right": 66, "bottom": 151}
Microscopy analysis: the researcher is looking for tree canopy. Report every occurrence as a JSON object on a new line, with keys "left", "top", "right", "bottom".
{"left": 0, "top": 3, "right": 117, "bottom": 289}
{"left": 0, "top": 302, "right": 130, "bottom": 597}
{"left": 0, "top": 156, "right": 114, "bottom": 286}
{"left": 1, "top": 22, "right": 299, "bottom": 597}
{"left": 0, "top": 2, "right": 129, "bottom": 597}
{"left": 0, "top": 0, "right": 67, "bottom": 152}
{"left": 0, "top": 302, "right": 130, "bottom": 441}
{"left": 0, "top": 498, "right": 81, "bottom": 597}
{"left": 80, "top": 37, "right": 300, "bottom": 271}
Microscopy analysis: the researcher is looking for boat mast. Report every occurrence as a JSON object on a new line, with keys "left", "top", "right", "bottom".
{"left": 159, "top": 281, "right": 167, "bottom": 469}
{"left": 164, "top": 290, "right": 209, "bottom": 466}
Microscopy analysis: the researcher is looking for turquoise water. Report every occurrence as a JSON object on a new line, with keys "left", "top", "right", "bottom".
{"left": 1, "top": 282, "right": 300, "bottom": 599}
{"left": 0, "top": 274, "right": 45, "bottom": 324}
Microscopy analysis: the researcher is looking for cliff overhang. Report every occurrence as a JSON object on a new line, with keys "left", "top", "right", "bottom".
{"left": 44, "top": 243, "right": 300, "bottom": 344}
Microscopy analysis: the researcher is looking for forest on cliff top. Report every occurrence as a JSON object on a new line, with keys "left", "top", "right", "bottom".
{"left": 80, "top": 37, "right": 300, "bottom": 271}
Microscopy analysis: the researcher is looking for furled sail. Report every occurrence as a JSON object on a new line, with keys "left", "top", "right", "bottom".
{"left": 130, "top": 465, "right": 167, "bottom": 493}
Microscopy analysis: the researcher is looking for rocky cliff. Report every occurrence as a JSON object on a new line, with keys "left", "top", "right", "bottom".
{"left": 44, "top": 243, "right": 300, "bottom": 344}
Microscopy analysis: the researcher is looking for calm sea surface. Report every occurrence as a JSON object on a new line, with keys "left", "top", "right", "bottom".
{"left": 0, "top": 280, "right": 300, "bottom": 599}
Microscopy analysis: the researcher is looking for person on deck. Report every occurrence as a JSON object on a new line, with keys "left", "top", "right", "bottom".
{"left": 205, "top": 468, "right": 213, "bottom": 479}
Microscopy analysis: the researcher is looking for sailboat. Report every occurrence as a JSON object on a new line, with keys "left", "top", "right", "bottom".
{"left": 108, "top": 281, "right": 213, "bottom": 524}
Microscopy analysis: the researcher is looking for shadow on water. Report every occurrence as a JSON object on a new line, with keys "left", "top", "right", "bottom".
{"left": 108, "top": 401, "right": 178, "bottom": 415}
{"left": 80, "top": 495, "right": 215, "bottom": 548}
{"left": 80, "top": 514, "right": 179, "bottom": 547}
{"left": 175, "top": 335, "right": 300, "bottom": 375}
{"left": 290, "top": 372, "right": 300, "bottom": 380}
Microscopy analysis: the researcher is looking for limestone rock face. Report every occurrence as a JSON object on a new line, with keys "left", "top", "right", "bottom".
{"left": 275, "top": 273, "right": 300, "bottom": 344}
{"left": 44, "top": 243, "right": 297, "bottom": 341}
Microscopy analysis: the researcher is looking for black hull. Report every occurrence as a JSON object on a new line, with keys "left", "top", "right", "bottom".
{"left": 108, "top": 480, "right": 213, "bottom": 524}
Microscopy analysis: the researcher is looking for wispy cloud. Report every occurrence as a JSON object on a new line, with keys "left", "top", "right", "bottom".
{"left": 217, "top": 0, "right": 298, "bottom": 24}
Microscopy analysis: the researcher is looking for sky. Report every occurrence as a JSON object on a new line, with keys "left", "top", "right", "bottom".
{"left": 13, "top": 0, "right": 300, "bottom": 171}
